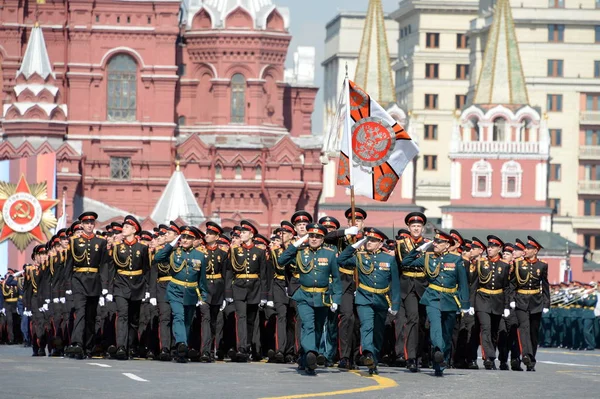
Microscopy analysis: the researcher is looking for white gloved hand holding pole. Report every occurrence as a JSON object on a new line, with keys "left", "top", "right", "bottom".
{"left": 344, "top": 226, "right": 359, "bottom": 236}
{"left": 293, "top": 234, "right": 309, "bottom": 248}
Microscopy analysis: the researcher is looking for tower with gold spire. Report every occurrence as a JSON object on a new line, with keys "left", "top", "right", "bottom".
{"left": 443, "top": 0, "right": 551, "bottom": 231}
{"left": 319, "top": 0, "right": 423, "bottom": 228}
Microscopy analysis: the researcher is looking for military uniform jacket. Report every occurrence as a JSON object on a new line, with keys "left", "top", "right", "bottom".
{"left": 38, "top": 260, "right": 52, "bottom": 302}
{"left": 24, "top": 266, "right": 43, "bottom": 310}
{"left": 0, "top": 276, "right": 18, "bottom": 308}
{"left": 110, "top": 238, "right": 150, "bottom": 301}
{"left": 325, "top": 231, "right": 359, "bottom": 295}
{"left": 509, "top": 257, "right": 550, "bottom": 314}
{"left": 472, "top": 256, "right": 511, "bottom": 315}
{"left": 466, "top": 257, "right": 479, "bottom": 306}
{"left": 225, "top": 243, "right": 268, "bottom": 304}
{"left": 203, "top": 244, "right": 228, "bottom": 305}
{"left": 338, "top": 246, "right": 401, "bottom": 312}
{"left": 270, "top": 246, "right": 289, "bottom": 304}
{"left": 65, "top": 234, "right": 109, "bottom": 297}
{"left": 149, "top": 246, "right": 173, "bottom": 302}
{"left": 50, "top": 251, "right": 66, "bottom": 300}
{"left": 402, "top": 249, "right": 469, "bottom": 312}
{"left": 397, "top": 236, "right": 429, "bottom": 299}
{"left": 578, "top": 293, "right": 597, "bottom": 319}
{"left": 154, "top": 243, "right": 208, "bottom": 306}
{"left": 278, "top": 244, "right": 342, "bottom": 307}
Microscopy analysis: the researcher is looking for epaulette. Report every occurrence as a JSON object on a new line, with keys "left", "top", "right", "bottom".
{"left": 195, "top": 246, "right": 208, "bottom": 254}
{"left": 449, "top": 250, "right": 460, "bottom": 256}
{"left": 113, "top": 240, "right": 122, "bottom": 245}
{"left": 322, "top": 246, "right": 336, "bottom": 252}
{"left": 98, "top": 235, "right": 106, "bottom": 240}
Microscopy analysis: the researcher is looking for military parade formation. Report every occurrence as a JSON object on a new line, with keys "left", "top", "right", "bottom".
{"left": 1, "top": 209, "right": 599, "bottom": 378}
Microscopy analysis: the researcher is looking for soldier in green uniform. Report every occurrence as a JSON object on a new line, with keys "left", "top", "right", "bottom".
{"left": 153, "top": 226, "right": 208, "bottom": 363}
{"left": 579, "top": 282, "right": 597, "bottom": 350}
{"left": 402, "top": 229, "right": 470, "bottom": 377}
{"left": 277, "top": 223, "right": 342, "bottom": 375}
{"left": 338, "top": 227, "right": 401, "bottom": 375}
{"left": 319, "top": 216, "right": 341, "bottom": 366}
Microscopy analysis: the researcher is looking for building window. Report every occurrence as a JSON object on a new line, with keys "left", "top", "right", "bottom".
{"left": 548, "top": 198, "right": 561, "bottom": 215}
{"left": 493, "top": 118, "right": 506, "bottom": 142}
{"left": 456, "top": 33, "right": 468, "bottom": 49}
{"left": 110, "top": 157, "right": 131, "bottom": 180}
{"left": 472, "top": 159, "right": 492, "bottom": 198}
{"left": 595, "top": 61, "right": 600, "bottom": 78}
{"left": 215, "top": 164, "right": 222, "bottom": 179}
{"left": 127, "top": 16, "right": 131, "bottom": 24}
{"left": 117, "top": 16, "right": 121, "bottom": 23}
{"left": 501, "top": 160, "right": 522, "bottom": 198}
{"left": 426, "top": 33, "right": 439, "bottom": 48}
{"left": 547, "top": 60, "right": 563, "bottom": 77}
{"left": 550, "top": 163, "right": 561, "bottom": 181}
{"left": 107, "top": 54, "right": 137, "bottom": 121}
{"left": 234, "top": 164, "right": 242, "bottom": 179}
{"left": 584, "top": 199, "right": 600, "bottom": 216}
{"left": 584, "top": 234, "right": 600, "bottom": 250}
{"left": 425, "top": 94, "right": 438, "bottom": 109}
{"left": 587, "top": 94, "right": 600, "bottom": 110}
{"left": 549, "top": 0, "right": 564, "bottom": 8}
{"left": 550, "top": 129, "right": 562, "bottom": 146}
{"left": 255, "top": 165, "right": 262, "bottom": 180}
{"left": 584, "top": 164, "right": 600, "bottom": 181}
{"left": 455, "top": 94, "right": 466, "bottom": 110}
{"left": 547, "top": 94, "right": 563, "bottom": 112}
{"left": 178, "top": 116, "right": 186, "bottom": 126}
{"left": 456, "top": 64, "right": 469, "bottom": 80}
{"left": 424, "top": 125, "right": 438, "bottom": 140}
{"left": 596, "top": 26, "right": 600, "bottom": 43}
{"left": 425, "top": 63, "right": 439, "bottom": 79}
{"left": 548, "top": 24, "right": 564, "bottom": 42}
{"left": 586, "top": 130, "right": 600, "bottom": 145}
{"left": 96, "top": 15, "right": 100, "bottom": 23}
{"left": 423, "top": 155, "right": 437, "bottom": 171}
{"left": 231, "top": 74, "right": 246, "bottom": 123}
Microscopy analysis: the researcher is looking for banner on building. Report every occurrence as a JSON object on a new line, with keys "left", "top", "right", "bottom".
{"left": 336, "top": 79, "right": 419, "bottom": 201}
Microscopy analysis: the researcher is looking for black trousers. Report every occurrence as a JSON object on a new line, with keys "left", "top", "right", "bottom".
{"left": 498, "top": 313, "right": 520, "bottom": 363}
{"left": 338, "top": 291, "right": 359, "bottom": 360}
{"left": 515, "top": 309, "right": 542, "bottom": 362}
{"left": 274, "top": 301, "right": 289, "bottom": 354}
{"left": 4, "top": 303, "right": 18, "bottom": 342}
{"left": 393, "top": 298, "right": 407, "bottom": 359}
{"left": 217, "top": 302, "right": 236, "bottom": 355}
{"left": 115, "top": 296, "right": 141, "bottom": 351}
{"left": 403, "top": 291, "right": 426, "bottom": 360}
{"left": 71, "top": 294, "right": 98, "bottom": 351}
{"left": 477, "top": 311, "right": 501, "bottom": 360}
{"left": 234, "top": 300, "right": 258, "bottom": 352}
{"left": 200, "top": 303, "right": 221, "bottom": 354}
{"left": 156, "top": 299, "right": 172, "bottom": 351}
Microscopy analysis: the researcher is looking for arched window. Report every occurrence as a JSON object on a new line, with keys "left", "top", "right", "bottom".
{"left": 231, "top": 73, "right": 246, "bottom": 123}
{"left": 469, "top": 118, "right": 480, "bottom": 141}
{"left": 107, "top": 54, "right": 137, "bottom": 121}
{"left": 255, "top": 165, "right": 262, "bottom": 180}
{"left": 501, "top": 160, "right": 523, "bottom": 198}
{"left": 472, "top": 159, "right": 492, "bottom": 198}
{"left": 493, "top": 117, "right": 506, "bottom": 142}
{"left": 215, "top": 164, "right": 222, "bottom": 179}
{"left": 235, "top": 164, "right": 242, "bottom": 179}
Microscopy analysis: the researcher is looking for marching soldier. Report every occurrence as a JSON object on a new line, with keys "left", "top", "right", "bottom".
{"left": 338, "top": 228, "right": 401, "bottom": 375}
{"left": 319, "top": 216, "right": 341, "bottom": 366}
{"left": 1, "top": 270, "right": 19, "bottom": 345}
{"left": 578, "top": 282, "right": 597, "bottom": 350}
{"left": 154, "top": 226, "right": 208, "bottom": 363}
{"left": 225, "top": 220, "right": 268, "bottom": 362}
{"left": 64, "top": 212, "right": 110, "bottom": 359}
{"left": 402, "top": 229, "right": 470, "bottom": 377}
{"left": 509, "top": 236, "right": 550, "bottom": 371}
{"left": 473, "top": 235, "right": 511, "bottom": 370}
{"left": 277, "top": 223, "right": 341, "bottom": 375}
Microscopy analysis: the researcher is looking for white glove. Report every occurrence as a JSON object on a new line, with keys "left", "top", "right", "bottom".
{"left": 42, "top": 303, "right": 49, "bottom": 311}
{"left": 226, "top": 298, "right": 233, "bottom": 303}
{"left": 196, "top": 300, "right": 204, "bottom": 307}
{"left": 39, "top": 307, "right": 45, "bottom": 312}
{"left": 582, "top": 293, "right": 589, "bottom": 299}
{"left": 65, "top": 290, "right": 72, "bottom": 295}
{"left": 417, "top": 241, "right": 433, "bottom": 252}
{"left": 266, "top": 301, "right": 275, "bottom": 308}
{"left": 293, "top": 234, "right": 309, "bottom": 248}
{"left": 388, "top": 308, "right": 398, "bottom": 316}
{"left": 98, "top": 297, "right": 105, "bottom": 307}
{"left": 149, "top": 298, "right": 157, "bottom": 306}
{"left": 344, "top": 226, "right": 359, "bottom": 236}
{"left": 468, "top": 307, "right": 475, "bottom": 316}
{"left": 44, "top": 299, "right": 50, "bottom": 304}
{"left": 106, "top": 294, "right": 113, "bottom": 302}
{"left": 53, "top": 298, "right": 59, "bottom": 304}
{"left": 60, "top": 297, "right": 66, "bottom": 304}
{"left": 26, "top": 310, "right": 32, "bottom": 317}
{"left": 102, "top": 289, "right": 108, "bottom": 296}
{"left": 330, "top": 303, "right": 338, "bottom": 312}
{"left": 141, "top": 297, "right": 146, "bottom": 302}
{"left": 510, "top": 301, "right": 516, "bottom": 309}
{"left": 352, "top": 237, "right": 368, "bottom": 249}
{"left": 219, "top": 300, "right": 227, "bottom": 311}
{"left": 259, "top": 299, "right": 267, "bottom": 307}
{"left": 145, "top": 292, "right": 150, "bottom": 299}
{"left": 24, "top": 307, "right": 28, "bottom": 314}
{"left": 543, "top": 308, "right": 549, "bottom": 314}
{"left": 503, "top": 309, "right": 510, "bottom": 318}
{"left": 0, "top": 308, "right": 5, "bottom": 315}
{"left": 170, "top": 235, "right": 181, "bottom": 247}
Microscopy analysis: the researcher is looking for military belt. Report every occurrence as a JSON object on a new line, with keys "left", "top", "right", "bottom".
{"left": 4, "top": 297, "right": 17, "bottom": 303}
{"left": 403, "top": 271, "right": 426, "bottom": 278}
{"left": 73, "top": 267, "right": 98, "bottom": 273}
{"left": 477, "top": 288, "right": 503, "bottom": 295}
{"left": 429, "top": 284, "right": 458, "bottom": 294}
{"left": 301, "top": 285, "right": 328, "bottom": 293}
{"left": 207, "top": 273, "right": 222, "bottom": 280}
{"left": 117, "top": 269, "right": 143, "bottom": 276}
{"left": 339, "top": 267, "right": 354, "bottom": 275}
{"left": 171, "top": 278, "right": 197, "bottom": 288}
{"left": 235, "top": 274, "right": 259, "bottom": 279}
{"left": 157, "top": 276, "right": 172, "bottom": 283}
{"left": 358, "top": 283, "right": 390, "bottom": 295}
{"left": 275, "top": 275, "right": 286, "bottom": 281}
{"left": 517, "top": 288, "right": 541, "bottom": 295}
{"left": 584, "top": 306, "right": 595, "bottom": 310}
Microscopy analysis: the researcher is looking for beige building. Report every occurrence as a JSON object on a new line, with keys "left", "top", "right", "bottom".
{"left": 323, "top": 0, "right": 600, "bottom": 255}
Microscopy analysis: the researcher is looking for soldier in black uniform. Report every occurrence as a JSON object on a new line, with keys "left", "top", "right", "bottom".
{"left": 225, "top": 220, "right": 268, "bottom": 362}
{"left": 510, "top": 236, "right": 550, "bottom": 371}
{"left": 473, "top": 235, "right": 511, "bottom": 370}
{"left": 108, "top": 215, "right": 150, "bottom": 360}
{"left": 198, "top": 222, "right": 228, "bottom": 362}
{"left": 26, "top": 245, "right": 50, "bottom": 356}
{"left": 48, "top": 234, "right": 66, "bottom": 356}
{"left": 497, "top": 242, "right": 522, "bottom": 371}
{"left": 1, "top": 270, "right": 19, "bottom": 345}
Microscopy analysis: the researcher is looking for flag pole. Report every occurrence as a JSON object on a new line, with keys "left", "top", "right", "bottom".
{"left": 344, "top": 64, "right": 356, "bottom": 229}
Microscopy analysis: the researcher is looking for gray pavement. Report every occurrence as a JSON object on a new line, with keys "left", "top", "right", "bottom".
{"left": 0, "top": 346, "right": 598, "bottom": 398}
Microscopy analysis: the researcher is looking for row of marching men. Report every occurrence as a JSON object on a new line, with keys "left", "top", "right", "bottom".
{"left": 10, "top": 208, "right": 552, "bottom": 377}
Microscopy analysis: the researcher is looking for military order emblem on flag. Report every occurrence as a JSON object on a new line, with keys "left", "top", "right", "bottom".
{"left": 336, "top": 80, "right": 419, "bottom": 201}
